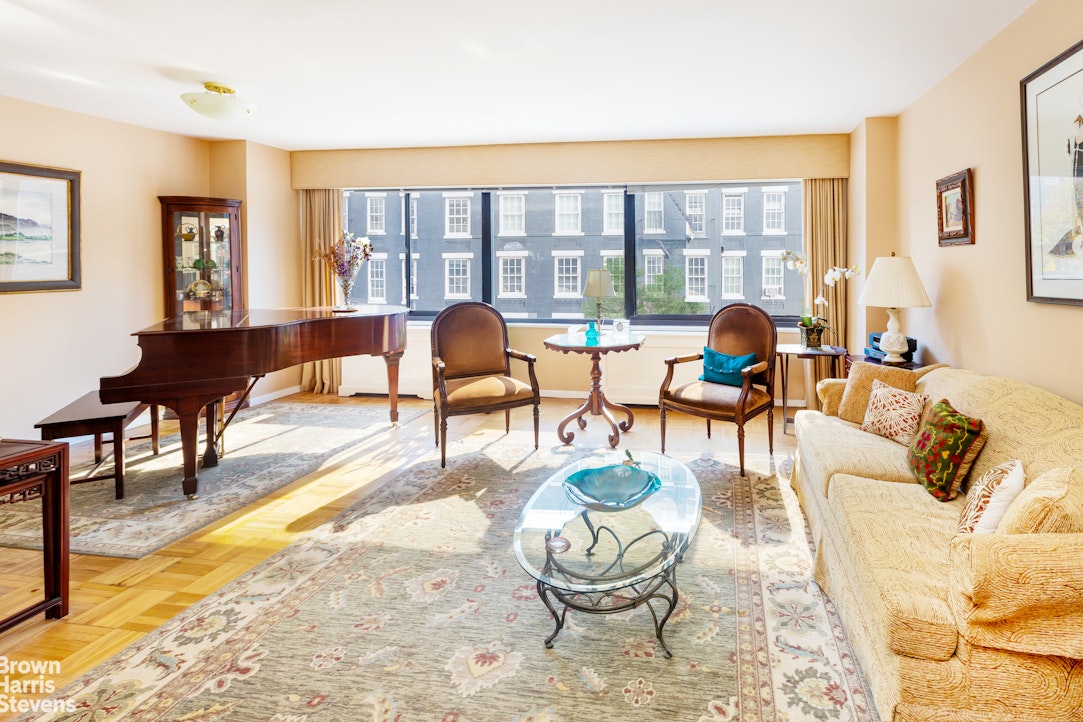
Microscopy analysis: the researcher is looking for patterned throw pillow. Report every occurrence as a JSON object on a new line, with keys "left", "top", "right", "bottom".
{"left": 861, "top": 379, "right": 928, "bottom": 445}
{"left": 907, "top": 399, "right": 986, "bottom": 501}
{"left": 837, "top": 362, "right": 918, "bottom": 424}
{"left": 700, "top": 348, "right": 757, "bottom": 387}
{"left": 958, "top": 459, "right": 1025, "bottom": 534}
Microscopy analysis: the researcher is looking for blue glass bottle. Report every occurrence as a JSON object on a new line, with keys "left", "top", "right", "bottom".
{"left": 585, "top": 321, "right": 599, "bottom": 345}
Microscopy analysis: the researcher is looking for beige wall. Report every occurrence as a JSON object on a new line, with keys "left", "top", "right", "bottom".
{"left": 896, "top": 0, "right": 1083, "bottom": 404}
{"left": 0, "top": 96, "right": 209, "bottom": 438}
{"left": 0, "top": 98, "right": 298, "bottom": 439}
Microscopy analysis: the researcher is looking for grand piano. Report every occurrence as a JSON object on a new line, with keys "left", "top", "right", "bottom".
{"left": 100, "top": 306, "right": 407, "bottom": 499}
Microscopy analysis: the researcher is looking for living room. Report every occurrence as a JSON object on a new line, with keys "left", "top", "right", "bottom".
{"left": 1, "top": 1, "right": 1081, "bottom": 720}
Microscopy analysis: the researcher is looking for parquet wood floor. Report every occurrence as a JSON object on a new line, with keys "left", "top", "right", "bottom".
{"left": 0, "top": 394, "right": 797, "bottom": 696}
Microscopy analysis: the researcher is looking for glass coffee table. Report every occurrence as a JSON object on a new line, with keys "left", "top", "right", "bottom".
{"left": 513, "top": 451, "right": 701, "bottom": 657}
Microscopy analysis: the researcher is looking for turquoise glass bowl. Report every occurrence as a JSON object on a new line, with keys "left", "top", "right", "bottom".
{"left": 562, "top": 464, "right": 661, "bottom": 511}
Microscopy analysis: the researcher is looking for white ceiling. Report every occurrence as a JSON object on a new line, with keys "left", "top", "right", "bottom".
{"left": 0, "top": 0, "right": 1037, "bottom": 152}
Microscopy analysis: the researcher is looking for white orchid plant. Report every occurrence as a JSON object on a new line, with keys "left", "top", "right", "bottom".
{"left": 780, "top": 250, "right": 860, "bottom": 330}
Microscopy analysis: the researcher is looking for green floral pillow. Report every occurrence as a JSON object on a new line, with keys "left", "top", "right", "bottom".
{"left": 907, "top": 399, "right": 986, "bottom": 501}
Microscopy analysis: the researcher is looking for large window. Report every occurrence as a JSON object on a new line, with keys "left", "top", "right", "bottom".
{"left": 342, "top": 181, "right": 803, "bottom": 321}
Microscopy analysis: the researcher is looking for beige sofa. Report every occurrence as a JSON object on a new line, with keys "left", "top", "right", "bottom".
{"left": 790, "top": 365, "right": 1083, "bottom": 722}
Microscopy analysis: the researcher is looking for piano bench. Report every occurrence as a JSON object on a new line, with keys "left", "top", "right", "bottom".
{"left": 35, "top": 392, "right": 160, "bottom": 500}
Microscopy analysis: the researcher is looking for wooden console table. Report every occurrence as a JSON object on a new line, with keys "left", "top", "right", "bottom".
{"left": 0, "top": 439, "right": 69, "bottom": 633}
{"left": 777, "top": 344, "right": 848, "bottom": 435}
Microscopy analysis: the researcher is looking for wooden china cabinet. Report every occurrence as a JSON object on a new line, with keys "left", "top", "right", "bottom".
{"left": 159, "top": 196, "right": 244, "bottom": 317}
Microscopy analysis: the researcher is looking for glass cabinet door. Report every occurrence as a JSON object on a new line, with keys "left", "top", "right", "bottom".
{"left": 160, "top": 197, "right": 243, "bottom": 317}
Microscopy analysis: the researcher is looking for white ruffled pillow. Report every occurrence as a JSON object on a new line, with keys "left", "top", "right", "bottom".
{"left": 958, "top": 459, "right": 1025, "bottom": 534}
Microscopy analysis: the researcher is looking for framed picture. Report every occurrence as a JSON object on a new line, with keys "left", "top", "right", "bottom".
{"left": 1022, "top": 39, "right": 1083, "bottom": 305}
{"left": 936, "top": 169, "right": 974, "bottom": 246}
{"left": 0, "top": 160, "right": 81, "bottom": 293}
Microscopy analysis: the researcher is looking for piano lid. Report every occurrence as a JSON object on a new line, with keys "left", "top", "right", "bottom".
{"left": 134, "top": 306, "right": 410, "bottom": 334}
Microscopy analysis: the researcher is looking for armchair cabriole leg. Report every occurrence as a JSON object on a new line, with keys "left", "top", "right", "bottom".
{"left": 659, "top": 406, "right": 667, "bottom": 453}
{"left": 533, "top": 404, "right": 540, "bottom": 449}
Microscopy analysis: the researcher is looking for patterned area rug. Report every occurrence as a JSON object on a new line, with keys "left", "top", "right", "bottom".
{"left": 16, "top": 434, "right": 878, "bottom": 721}
{"left": 0, "top": 401, "right": 422, "bottom": 558}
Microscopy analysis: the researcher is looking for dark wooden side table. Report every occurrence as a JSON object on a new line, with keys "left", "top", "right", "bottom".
{"left": 0, "top": 439, "right": 69, "bottom": 633}
{"left": 776, "top": 344, "right": 848, "bottom": 435}
{"left": 543, "top": 332, "right": 645, "bottom": 448}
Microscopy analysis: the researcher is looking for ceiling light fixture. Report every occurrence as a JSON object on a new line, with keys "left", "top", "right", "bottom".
{"left": 180, "top": 82, "right": 257, "bottom": 121}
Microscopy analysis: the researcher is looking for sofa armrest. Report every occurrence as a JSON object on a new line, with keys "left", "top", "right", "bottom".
{"left": 816, "top": 378, "right": 847, "bottom": 417}
{"left": 949, "top": 532, "right": 1083, "bottom": 658}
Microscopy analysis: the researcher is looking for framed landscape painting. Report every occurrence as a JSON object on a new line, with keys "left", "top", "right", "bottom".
{"left": 0, "top": 160, "right": 81, "bottom": 293}
{"left": 1022, "top": 39, "right": 1083, "bottom": 305}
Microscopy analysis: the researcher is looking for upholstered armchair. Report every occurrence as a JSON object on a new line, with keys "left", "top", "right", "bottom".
{"left": 659, "top": 303, "right": 776, "bottom": 476}
{"left": 430, "top": 302, "right": 541, "bottom": 467}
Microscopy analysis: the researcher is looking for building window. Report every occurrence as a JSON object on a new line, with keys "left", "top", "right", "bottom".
{"left": 721, "top": 252, "right": 745, "bottom": 298}
{"left": 684, "top": 252, "right": 708, "bottom": 302}
{"left": 367, "top": 256, "right": 387, "bottom": 303}
{"left": 444, "top": 256, "right": 472, "bottom": 298}
{"left": 644, "top": 192, "right": 664, "bottom": 233}
{"left": 763, "top": 188, "right": 786, "bottom": 234}
{"left": 401, "top": 195, "right": 419, "bottom": 239}
{"left": 602, "top": 252, "right": 625, "bottom": 294}
{"left": 366, "top": 194, "right": 386, "bottom": 235}
{"left": 762, "top": 251, "right": 785, "bottom": 298}
{"left": 644, "top": 251, "right": 664, "bottom": 288}
{"left": 603, "top": 192, "right": 624, "bottom": 235}
{"left": 722, "top": 192, "right": 745, "bottom": 234}
{"left": 499, "top": 193, "right": 526, "bottom": 236}
{"left": 554, "top": 192, "right": 582, "bottom": 235}
{"left": 552, "top": 252, "right": 582, "bottom": 298}
{"left": 399, "top": 252, "right": 419, "bottom": 303}
{"left": 445, "top": 195, "right": 471, "bottom": 238}
{"left": 498, "top": 253, "right": 527, "bottom": 298}
{"left": 686, "top": 192, "right": 706, "bottom": 237}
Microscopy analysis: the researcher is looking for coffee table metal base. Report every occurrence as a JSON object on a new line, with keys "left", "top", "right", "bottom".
{"left": 537, "top": 564, "right": 680, "bottom": 658}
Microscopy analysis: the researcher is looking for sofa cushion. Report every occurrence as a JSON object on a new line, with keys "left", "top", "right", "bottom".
{"left": 838, "top": 362, "right": 918, "bottom": 424}
{"left": 998, "top": 467, "right": 1083, "bottom": 534}
{"left": 907, "top": 399, "right": 986, "bottom": 501}
{"left": 793, "top": 411, "right": 918, "bottom": 500}
{"left": 825, "top": 474, "right": 963, "bottom": 661}
{"left": 861, "top": 379, "right": 928, "bottom": 445}
{"left": 957, "top": 459, "right": 1025, "bottom": 534}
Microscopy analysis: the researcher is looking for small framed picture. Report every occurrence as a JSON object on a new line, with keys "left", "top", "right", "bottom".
{"left": 936, "top": 169, "right": 974, "bottom": 246}
{"left": 612, "top": 318, "right": 630, "bottom": 335}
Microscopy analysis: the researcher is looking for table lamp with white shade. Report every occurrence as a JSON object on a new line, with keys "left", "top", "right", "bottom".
{"left": 583, "top": 268, "right": 616, "bottom": 330}
{"left": 857, "top": 253, "right": 931, "bottom": 365}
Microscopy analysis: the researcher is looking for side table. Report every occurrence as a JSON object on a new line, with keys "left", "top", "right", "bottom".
{"left": 777, "top": 344, "right": 848, "bottom": 435}
{"left": 543, "top": 332, "right": 645, "bottom": 447}
{"left": 0, "top": 439, "right": 69, "bottom": 633}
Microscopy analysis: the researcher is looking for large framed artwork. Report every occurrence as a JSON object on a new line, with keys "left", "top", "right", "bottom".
{"left": 0, "top": 160, "right": 81, "bottom": 293}
{"left": 1022, "top": 39, "right": 1083, "bottom": 305}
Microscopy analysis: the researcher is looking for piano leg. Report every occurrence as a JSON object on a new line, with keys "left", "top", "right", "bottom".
{"left": 385, "top": 351, "right": 403, "bottom": 423}
{"left": 202, "top": 400, "right": 219, "bottom": 469}
{"left": 174, "top": 400, "right": 204, "bottom": 499}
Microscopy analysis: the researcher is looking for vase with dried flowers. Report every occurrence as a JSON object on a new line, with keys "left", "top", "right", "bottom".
{"left": 780, "top": 250, "right": 860, "bottom": 349}
{"left": 315, "top": 232, "right": 373, "bottom": 312}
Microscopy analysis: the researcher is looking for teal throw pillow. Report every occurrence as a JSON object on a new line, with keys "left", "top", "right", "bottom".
{"left": 700, "top": 348, "right": 757, "bottom": 387}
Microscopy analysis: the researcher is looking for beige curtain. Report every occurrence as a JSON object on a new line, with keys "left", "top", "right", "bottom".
{"left": 802, "top": 178, "right": 849, "bottom": 409}
{"left": 300, "top": 189, "right": 342, "bottom": 393}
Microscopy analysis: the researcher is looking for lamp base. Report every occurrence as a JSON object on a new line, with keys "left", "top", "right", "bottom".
{"left": 879, "top": 308, "right": 908, "bottom": 365}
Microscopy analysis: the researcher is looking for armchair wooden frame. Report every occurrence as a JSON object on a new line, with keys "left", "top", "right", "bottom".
{"left": 659, "top": 303, "right": 776, "bottom": 476}
{"left": 431, "top": 302, "right": 541, "bottom": 467}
